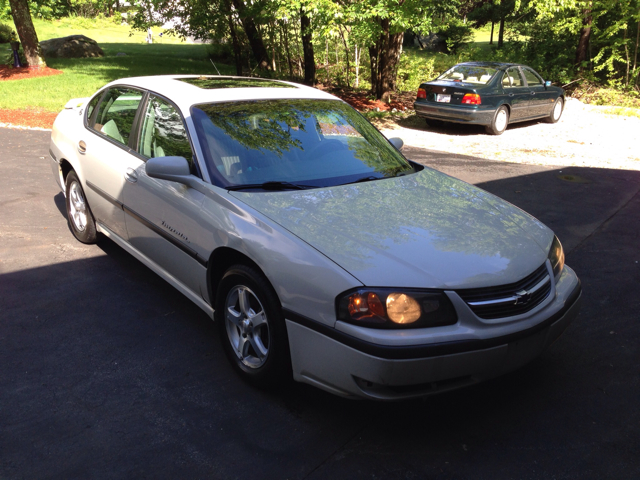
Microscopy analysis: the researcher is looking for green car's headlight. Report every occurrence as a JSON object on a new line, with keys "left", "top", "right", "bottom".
{"left": 548, "top": 235, "right": 565, "bottom": 279}
{"left": 336, "top": 288, "right": 458, "bottom": 329}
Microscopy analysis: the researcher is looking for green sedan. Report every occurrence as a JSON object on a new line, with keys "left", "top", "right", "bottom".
{"left": 413, "top": 61, "right": 565, "bottom": 135}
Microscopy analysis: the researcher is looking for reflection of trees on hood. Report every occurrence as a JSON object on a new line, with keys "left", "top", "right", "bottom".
{"left": 235, "top": 168, "right": 548, "bottom": 272}
{"left": 192, "top": 99, "right": 411, "bottom": 177}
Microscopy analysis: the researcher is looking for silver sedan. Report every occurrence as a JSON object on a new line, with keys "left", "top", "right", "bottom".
{"left": 50, "top": 75, "right": 581, "bottom": 400}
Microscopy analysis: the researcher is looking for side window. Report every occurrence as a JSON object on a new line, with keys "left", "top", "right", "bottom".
{"left": 138, "top": 96, "right": 194, "bottom": 169}
{"left": 523, "top": 68, "right": 543, "bottom": 86}
{"left": 85, "top": 92, "right": 102, "bottom": 124}
{"left": 504, "top": 67, "right": 524, "bottom": 87}
{"left": 93, "top": 87, "right": 143, "bottom": 146}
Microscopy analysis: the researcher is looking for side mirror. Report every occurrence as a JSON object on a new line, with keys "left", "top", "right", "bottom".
{"left": 145, "top": 156, "right": 198, "bottom": 188}
{"left": 389, "top": 137, "right": 404, "bottom": 151}
{"left": 545, "top": 80, "right": 552, "bottom": 87}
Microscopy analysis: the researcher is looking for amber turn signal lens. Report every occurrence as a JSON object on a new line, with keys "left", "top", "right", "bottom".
{"left": 417, "top": 88, "right": 427, "bottom": 99}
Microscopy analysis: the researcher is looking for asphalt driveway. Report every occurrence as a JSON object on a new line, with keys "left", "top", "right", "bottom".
{"left": 1, "top": 128, "right": 639, "bottom": 479}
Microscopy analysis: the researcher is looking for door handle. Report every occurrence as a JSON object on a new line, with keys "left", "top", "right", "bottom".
{"left": 509, "top": 93, "right": 514, "bottom": 97}
{"left": 78, "top": 140, "right": 87, "bottom": 154}
{"left": 124, "top": 168, "right": 138, "bottom": 183}
{"left": 531, "top": 92, "right": 536, "bottom": 95}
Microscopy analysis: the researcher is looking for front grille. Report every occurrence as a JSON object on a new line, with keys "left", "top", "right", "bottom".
{"left": 456, "top": 263, "right": 552, "bottom": 319}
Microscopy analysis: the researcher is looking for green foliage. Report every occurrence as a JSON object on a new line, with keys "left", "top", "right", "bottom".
{"left": 439, "top": 19, "right": 474, "bottom": 54}
{"left": 396, "top": 49, "right": 437, "bottom": 91}
{"left": 0, "top": 21, "right": 16, "bottom": 43}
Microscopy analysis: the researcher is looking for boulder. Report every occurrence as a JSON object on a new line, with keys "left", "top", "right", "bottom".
{"left": 414, "top": 33, "right": 447, "bottom": 53}
{"left": 40, "top": 35, "right": 104, "bottom": 59}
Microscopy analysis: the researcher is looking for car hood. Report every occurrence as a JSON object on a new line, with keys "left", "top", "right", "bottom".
{"left": 229, "top": 168, "right": 553, "bottom": 289}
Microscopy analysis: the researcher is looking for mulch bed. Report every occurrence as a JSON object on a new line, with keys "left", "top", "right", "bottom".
{"left": 0, "top": 65, "right": 63, "bottom": 81}
{"left": 0, "top": 65, "right": 63, "bottom": 128}
{"left": 0, "top": 108, "right": 58, "bottom": 129}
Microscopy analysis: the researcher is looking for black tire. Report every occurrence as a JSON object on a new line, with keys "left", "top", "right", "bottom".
{"left": 485, "top": 105, "right": 509, "bottom": 135}
{"left": 215, "top": 264, "right": 291, "bottom": 388}
{"left": 65, "top": 171, "right": 98, "bottom": 244}
{"left": 546, "top": 97, "right": 564, "bottom": 124}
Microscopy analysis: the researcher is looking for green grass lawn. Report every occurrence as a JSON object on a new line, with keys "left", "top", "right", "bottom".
{"left": 1, "top": 17, "right": 231, "bottom": 112}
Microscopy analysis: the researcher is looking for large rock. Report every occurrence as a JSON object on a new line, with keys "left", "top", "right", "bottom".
{"left": 414, "top": 33, "right": 447, "bottom": 53}
{"left": 40, "top": 35, "right": 104, "bottom": 59}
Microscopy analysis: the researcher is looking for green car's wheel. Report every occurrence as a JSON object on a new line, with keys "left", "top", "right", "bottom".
{"left": 485, "top": 105, "right": 509, "bottom": 135}
{"left": 546, "top": 97, "right": 564, "bottom": 124}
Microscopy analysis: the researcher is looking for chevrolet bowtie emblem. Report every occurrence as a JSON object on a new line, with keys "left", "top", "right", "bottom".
{"left": 514, "top": 289, "right": 532, "bottom": 305}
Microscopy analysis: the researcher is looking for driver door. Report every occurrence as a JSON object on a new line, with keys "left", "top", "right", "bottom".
{"left": 123, "top": 94, "right": 208, "bottom": 295}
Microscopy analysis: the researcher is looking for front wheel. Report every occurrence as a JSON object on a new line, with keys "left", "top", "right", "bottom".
{"left": 546, "top": 97, "right": 564, "bottom": 123}
{"left": 215, "top": 265, "right": 291, "bottom": 387}
{"left": 65, "top": 171, "right": 98, "bottom": 244}
{"left": 485, "top": 106, "right": 509, "bottom": 135}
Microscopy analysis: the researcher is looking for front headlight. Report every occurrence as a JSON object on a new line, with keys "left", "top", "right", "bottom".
{"left": 336, "top": 288, "right": 457, "bottom": 329}
{"left": 548, "top": 235, "right": 565, "bottom": 279}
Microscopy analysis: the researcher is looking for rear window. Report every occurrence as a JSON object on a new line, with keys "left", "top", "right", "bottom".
{"left": 191, "top": 99, "right": 414, "bottom": 189}
{"left": 438, "top": 66, "right": 498, "bottom": 85}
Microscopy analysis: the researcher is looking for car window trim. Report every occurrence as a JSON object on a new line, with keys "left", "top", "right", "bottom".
{"left": 522, "top": 67, "right": 544, "bottom": 87}
{"left": 85, "top": 84, "right": 147, "bottom": 153}
{"left": 84, "top": 88, "right": 107, "bottom": 129}
{"left": 132, "top": 90, "right": 202, "bottom": 179}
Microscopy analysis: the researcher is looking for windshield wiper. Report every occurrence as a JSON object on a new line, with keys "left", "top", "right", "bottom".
{"left": 226, "top": 181, "right": 315, "bottom": 191}
{"left": 345, "top": 175, "right": 382, "bottom": 185}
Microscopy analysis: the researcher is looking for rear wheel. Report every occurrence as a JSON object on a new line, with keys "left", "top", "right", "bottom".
{"left": 65, "top": 171, "right": 97, "bottom": 244}
{"left": 485, "top": 106, "right": 509, "bottom": 135}
{"left": 216, "top": 264, "right": 291, "bottom": 387}
{"left": 546, "top": 97, "right": 564, "bottom": 123}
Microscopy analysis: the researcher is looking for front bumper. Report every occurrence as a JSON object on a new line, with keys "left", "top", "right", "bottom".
{"left": 285, "top": 266, "right": 581, "bottom": 400}
{"left": 413, "top": 100, "right": 495, "bottom": 125}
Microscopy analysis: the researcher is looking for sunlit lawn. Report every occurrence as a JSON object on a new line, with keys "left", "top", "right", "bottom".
{"left": 0, "top": 18, "right": 230, "bottom": 112}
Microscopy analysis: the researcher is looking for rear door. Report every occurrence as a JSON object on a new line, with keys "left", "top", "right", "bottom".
{"left": 82, "top": 86, "right": 145, "bottom": 239}
{"left": 501, "top": 67, "right": 530, "bottom": 121}
{"left": 522, "top": 67, "right": 555, "bottom": 117}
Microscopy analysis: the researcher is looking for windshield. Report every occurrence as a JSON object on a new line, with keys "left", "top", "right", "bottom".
{"left": 191, "top": 99, "right": 414, "bottom": 190}
{"left": 437, "top": 65, "right": 498, "bottom": 85}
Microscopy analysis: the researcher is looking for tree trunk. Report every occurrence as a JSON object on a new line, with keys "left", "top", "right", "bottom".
{"left": 575, "top": 7, "right": 592, "bottom": 67}
{"left": 634, "top": 19, "right": 639, "bottom": 86}
{"left": 369, "top": 44, "right": 379, "bottom": 97}
{"left": 339, "top": 26, "right": 350, "bottom": 88}
{"left": 231, "top": 0, "right": 270, "bottom": 70}
{"left": 8, "top": 0, "right": 45, "bottom": 67}
{"left": 355, "top": 44, "right": 360, "bottom": 88}
{"left": 300, "top": 8, "right": 315, "bottom": 85}
{"left": 281, "top": 21, "right": 293, "bottom": 79}
{"left": 497, "top": 16, "right": 505, "bottom": 49}
{"left": 225, "top": 1, "right": 243, "bottom": 76}
{"left": 370, "top": 18, "right": 404, "bottom": 100}
{"left": 490, "top": 21, "right": 494, "bottom": 45}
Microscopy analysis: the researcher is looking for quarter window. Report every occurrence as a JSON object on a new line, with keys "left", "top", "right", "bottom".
{"left": 522, "top": 68, "right": 543, "bottom": 86}
{"left": 85, "top": 92, "right": 103, "bottom": 124}
{"left": 92, "top": 87, "right": 144, "bottom": 146}
{"left": 138, "top": 96, "right": 194, "bottom": 169}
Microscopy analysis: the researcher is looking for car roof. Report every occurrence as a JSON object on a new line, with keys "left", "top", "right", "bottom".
{"left": 102, "top": 75, "right": 339, "bottom": 111}
{"left": 455, "top": 61, "right": 527, "bottom": 70}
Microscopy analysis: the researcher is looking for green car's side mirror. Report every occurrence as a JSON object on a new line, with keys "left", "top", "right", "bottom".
{"left": 545, "top": 80, "right": 552, "bottom": 87}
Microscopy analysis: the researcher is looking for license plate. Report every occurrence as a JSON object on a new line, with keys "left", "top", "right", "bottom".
{"left": 436, "top": 94, "right": 451, "bottom": 103}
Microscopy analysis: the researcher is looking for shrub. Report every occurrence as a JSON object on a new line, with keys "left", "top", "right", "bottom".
{"left": 0, "top": 22, "right": 16, "bottom": 44}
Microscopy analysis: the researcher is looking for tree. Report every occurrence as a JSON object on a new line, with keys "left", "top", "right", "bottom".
{"left": 8, "top": 0, "right": 45, "bottom": 67}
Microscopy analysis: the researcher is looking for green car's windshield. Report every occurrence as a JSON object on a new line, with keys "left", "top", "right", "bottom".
{"left": 437, "top": 65, "right": 498, "bottom": 84}
{"left": 191, "top": 99, "right": 414, "bottom": 190}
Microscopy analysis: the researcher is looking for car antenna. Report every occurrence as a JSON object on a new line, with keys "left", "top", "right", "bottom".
{"left": 210, "top": 59, "right": 221, "bottom": 76}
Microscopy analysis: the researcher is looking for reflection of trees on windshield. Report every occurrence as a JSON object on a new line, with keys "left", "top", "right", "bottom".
{"left": 235, "top": 168, "right": 548, "bottom": 274}
{"left": 192, "top": 99, "right": 412, "bottom": 182}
